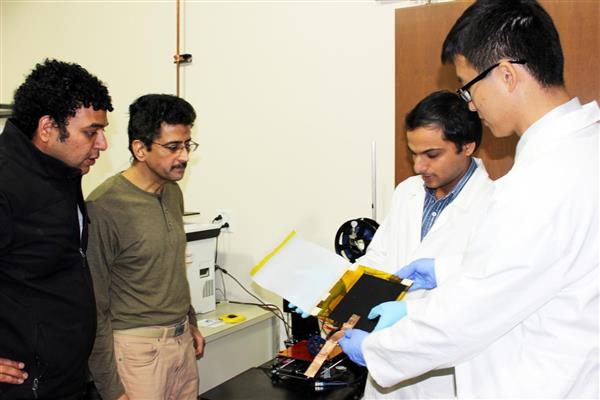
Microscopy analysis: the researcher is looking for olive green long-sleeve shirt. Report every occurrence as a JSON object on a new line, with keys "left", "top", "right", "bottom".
{"left": 86, "top": 174, "right": 196, "bottom": 400}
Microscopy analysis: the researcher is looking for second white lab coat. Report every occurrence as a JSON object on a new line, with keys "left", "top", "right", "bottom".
{"left": 357, "top": 157, "right": 494, "bottom": 399}
{"left": 362, "top": 99, "right": 599, "bottom": 398}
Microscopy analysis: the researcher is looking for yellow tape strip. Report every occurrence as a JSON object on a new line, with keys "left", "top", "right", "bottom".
{"left": 249, "top": 230, "right": 296, "bottom": 276}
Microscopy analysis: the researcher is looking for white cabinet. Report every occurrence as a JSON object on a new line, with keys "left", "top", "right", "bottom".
{"left": 196, "top": 302, "right": 279, "bottom": 394}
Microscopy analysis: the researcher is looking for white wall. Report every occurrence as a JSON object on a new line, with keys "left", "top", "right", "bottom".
{"left": 0, "top": 0, "right": 431, "bottom": 305}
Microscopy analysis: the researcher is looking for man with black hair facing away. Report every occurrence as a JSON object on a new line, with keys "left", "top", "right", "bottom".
{"left": 339, "top": 1, "right": 599, "bottom": 398}
{"left": 0, "top": 59, "right": 112, "bottom": 399}
{"left": 355, "top": 90, "right": 493, "bottom": 399}
{"left": 87, "top": 94, "right": 205, "bottom": 400}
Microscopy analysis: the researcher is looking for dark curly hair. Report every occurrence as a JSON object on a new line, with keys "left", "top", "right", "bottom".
{"left": 128, "top": 94, "right": 196, "bottom": 156}
{"left": 12, "top": 59, "right": 113, "bottom": 140}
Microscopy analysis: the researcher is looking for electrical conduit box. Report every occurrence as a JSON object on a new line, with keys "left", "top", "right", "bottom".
{"left": 184, "top": 223, "right": 220, "bottom": 314}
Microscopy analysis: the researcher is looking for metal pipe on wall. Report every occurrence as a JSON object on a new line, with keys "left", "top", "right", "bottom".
{"left": 175, "top": 0, "right": 181, "bottom": 97}
{"left": 174, "top": 0, "right": 192, "bottom": 96}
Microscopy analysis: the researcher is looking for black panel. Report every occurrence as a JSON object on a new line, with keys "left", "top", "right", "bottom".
{"left": 328, "top": 274, "right": 408, "bottom": 332}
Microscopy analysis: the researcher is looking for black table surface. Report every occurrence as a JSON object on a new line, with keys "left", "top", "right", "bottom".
{"left": 199, "top": 360, "right": 365, "bottom": 400}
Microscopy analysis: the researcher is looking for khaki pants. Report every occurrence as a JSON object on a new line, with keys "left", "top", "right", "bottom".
{"left": 113, "top": 328, "right": 199, "bottom": 400}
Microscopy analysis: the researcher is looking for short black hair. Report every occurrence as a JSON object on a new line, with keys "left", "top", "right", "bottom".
{"left": 441, "top": 0, "right": 564, "bottom": 87}
{"left": 405, "top": 90, "right": 482, "bottom": 152}
{"left": 127, "top": 94, "right": 196, "bottom": 156}
{"left": 13, "top": 59, "right": 113, "bottom": 139}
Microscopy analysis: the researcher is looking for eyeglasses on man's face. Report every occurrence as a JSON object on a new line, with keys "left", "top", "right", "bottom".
{"left": 456, "top": 60, "right": 527, "bottom": 103}
{"left": 152, "top": 140, "right": 199, "bottom": 154}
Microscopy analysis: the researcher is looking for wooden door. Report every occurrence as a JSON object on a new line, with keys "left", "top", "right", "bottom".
{"left": 395, "top": 0, "right": 600, "bottom": 184}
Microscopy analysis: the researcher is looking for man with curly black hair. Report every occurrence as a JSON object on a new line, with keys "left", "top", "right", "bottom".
{"left": 0, "top": 59, "right": 112, "bottom": 400}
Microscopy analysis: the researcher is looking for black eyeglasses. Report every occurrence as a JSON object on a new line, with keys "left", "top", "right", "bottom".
{"left": 457, "top": 60, "right": 526, "bottom": 103}
{"left": 152, "top": 140, "right": 199, "bottom": 154}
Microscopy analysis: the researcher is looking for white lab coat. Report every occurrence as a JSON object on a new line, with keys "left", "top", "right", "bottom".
{"left": 357, "top": 157, "right": 494, "bottom": 399}
{"left": 363, "top": 99, "right": 599, "bottom": 398}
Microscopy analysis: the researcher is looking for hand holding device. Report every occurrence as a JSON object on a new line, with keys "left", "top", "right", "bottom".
{"left": 288, "top": 303, "right": 310, "bottom": 318}
{"left": 338, "top": 329, "right": 368, "bottom": 367}
{"left": 395, "top": 258, "right": 437, "bottom": 291}
{"left": 368, "top": 300, "right": 407, "bottom": 332}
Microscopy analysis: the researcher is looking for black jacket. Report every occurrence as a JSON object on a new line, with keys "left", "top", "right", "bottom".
{"left": 0, "top": 120, "right": 96, "bottom": 400}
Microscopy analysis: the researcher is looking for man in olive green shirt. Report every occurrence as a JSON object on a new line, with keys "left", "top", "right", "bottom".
{"left": 87, "top": 94, "right": 204, "bottom": 400}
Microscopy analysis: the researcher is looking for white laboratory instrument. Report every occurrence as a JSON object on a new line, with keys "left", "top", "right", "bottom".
{"left": 184, "top": 223, "right": 220, "bottom": 314}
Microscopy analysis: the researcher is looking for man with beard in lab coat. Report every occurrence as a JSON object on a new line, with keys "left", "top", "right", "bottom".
{"left": 355, "top": 90, "right": 493, "bottom": 399}
{"left": 339, "top": 1, "right": 599, "bottom": 398}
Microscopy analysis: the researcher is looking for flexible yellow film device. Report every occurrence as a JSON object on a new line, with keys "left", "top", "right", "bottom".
{"left": 251, "top": 231, "right": 412, "bottom": 332}
{"left": 315, "top": 265, "right": 411, "bottom": 332}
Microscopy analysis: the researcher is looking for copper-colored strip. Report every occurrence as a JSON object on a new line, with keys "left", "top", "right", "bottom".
{"left": 303, "top": 314, "right": 360, "bottom": 378}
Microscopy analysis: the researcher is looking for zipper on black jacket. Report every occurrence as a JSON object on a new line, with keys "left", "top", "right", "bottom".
{"left": 32, "top": 377, "right": 39, "bottom": 399}
{"left": 32, "top": 324, "right": 47, "bottom": 399}
{"left": 32, "top": 354, "right": 46, "bottom": 398}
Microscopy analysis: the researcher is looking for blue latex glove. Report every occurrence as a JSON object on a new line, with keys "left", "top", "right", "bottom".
{"left": 338, "top": 329, "right": 368, "bottom": 367}
{"left": 395, "top": 258, "right": 437, "bottom": 291}
{"left": 287, "top": 303, "right": 310, "bottom": 318}
{"left": 368, "top": 300, "right": 407, "bottom": 332}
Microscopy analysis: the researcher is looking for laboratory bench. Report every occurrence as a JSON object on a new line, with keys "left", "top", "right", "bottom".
{"left": 196, "top": 301, "right": 280, "bottom": 393}
{"left": 85, "top": 301, "right": 361, "bottom": 399}
{"left": 199, "top": 358, "right": 366, "bottom": 400}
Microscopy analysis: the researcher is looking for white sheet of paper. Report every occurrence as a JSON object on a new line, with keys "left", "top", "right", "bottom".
{"left": 252, "top": 233, "right": 349, "bottom": 313}
{"left": 197, "top": 318, "right": 224, "bottom": 328}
